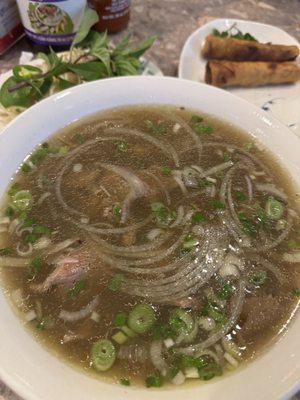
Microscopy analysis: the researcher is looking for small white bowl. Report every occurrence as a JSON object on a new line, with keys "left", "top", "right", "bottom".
{"left": 0, "top": 76, "right": 299, "bottom": 400}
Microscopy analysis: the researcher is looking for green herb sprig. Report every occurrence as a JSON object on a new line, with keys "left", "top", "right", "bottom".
{"left": 212, "top": 23, "right": 257, "bottom": 42}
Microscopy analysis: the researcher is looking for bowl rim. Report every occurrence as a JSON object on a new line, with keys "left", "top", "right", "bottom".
{"left": 0, "top": 75, "right": 299, "bottom": 400}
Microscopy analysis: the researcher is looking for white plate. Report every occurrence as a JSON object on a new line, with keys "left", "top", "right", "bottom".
{"left": 179, "top": 18, "right": 300, "bottom": 138}
{"left": 0, "top": 76, "right": 300, "bottom": 400}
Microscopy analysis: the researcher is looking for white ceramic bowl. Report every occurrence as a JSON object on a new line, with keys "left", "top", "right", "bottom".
{"left": 0, "top": 76, "right": 299, "bottom": 400}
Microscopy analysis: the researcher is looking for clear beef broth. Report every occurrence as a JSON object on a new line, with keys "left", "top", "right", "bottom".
{"left": 1, "top": 105, "right": 300, "bottom": 387}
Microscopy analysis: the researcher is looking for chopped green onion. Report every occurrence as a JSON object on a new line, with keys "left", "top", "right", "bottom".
{"left": 21, "top": 163, "right": 31, "bottom": 172}
{"left": 6, "top": 206, "right": 15, "bottom": 218}
{"left": 108, "top": 274, "right": 123, "bottom": 292}
{"left": 0, "top": 248, "right": 12, "bottom": 256}
{"left": 112, "top": 331, "right": 128, "bottom": 345}
{"left": 68, "top": 279, "right": 86, "bottom": 297}
{"left": 30, "top": 146, "right": 49, "bottom": 165}
{"left": 288, "top": 240, "right": 300, "bottom": 250}
{"left": 161, "top": 166, "right": 171, "bottom": 176}
{"left": 180, "top": 354, "right": 207, "bottom": 369}
{"left": 22, "top": 217, "right": 36, "bottom": 227}
{"left": 202, "top": 302, "right": 226, "bottom": 323}
{"left": 238, "top": 212, "right": 257, "bottom": 237}
{"left": 120, "top": 325, "right": 136, "bottom": 338}
{"left": 113, "top": 205, "right": 122, "bottom": 217}
{"left": 194, "top": 124, "right": 213, "bottom": 135}
{"left": 8, "top": 183, "right": 21, "bottom": 197}
{"left": 58, "top": 146, "right": 69, "bottom": 155}
{"left": 217, "top": 283, "right": 234, "bottom": 300}
{"left": 145, "top": 120, "right": 166, "bottom": 135}
{"left": 120, "top": 378, "right": 131, "bottom": 386}
{"left": 32, "top": 225, "right": 51, "bottom": 236}
{"left": 25, "top": 233, "right": 39, "bottom": 244}
{"left": 244, "top": 142, "right": 253, "bottom": 151}
{"left": 265, "top": 197, "right": 284, "bottom": 220}
{"left": 28, "top": 256, "right": 42, "bottom": 278}
{"left": 192, "top": 211, "right": 206, "bottom": 222}
{"left": 116, "top": 141, "right": 127, "bottom": 152}
{"left": 223, "top": 152, "right": 231, "bottom": 162}
{"left": 291, "top": 288, "right": 300, "bottom": 297}
{"left": 151, "top": 202, "right": 176, "bottom": 227}
{"left": 74, "top": 134, "right": 86, "bottom": 144}
{"left": 211, "top": 200, "right": 226, "bottom": 210}
{"left": 183, "top": 235, "right": 199, "bottom": 249}
{"left": 250, "top": 271, "right": 267, "bottom": 286}
{"left": 198, "top": 363, "right": 223, "bottom": 380}
{"left": 152, "top": 323, "right": 175, "bottom": 339}
{"left": 145, "top": 374, "right": 163, "bottom": 388}
{"left": 190, "top": 115, "right": 203, "bottom": 123}
{"left": 113, "top": 312, "right": 127, "bottom": 327}
{"left": 128, "top": 303, "right": 156, "bottom": 334}
{"left": 12, "top": 190, "right": 32, "bottom": 211}
{"left": 91, "top": 339, "right": 116, "bottom": 372}
{"left": 169, "top": 308, "right": 194, "bottom": 335}
{"left": 36, "top": 315, "right": 55, "bottom": 330}
{"left": 235, "top": 191, "right": 246, "bottom": 201}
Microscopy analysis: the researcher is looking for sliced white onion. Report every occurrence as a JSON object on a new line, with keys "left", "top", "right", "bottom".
{"left": 73, "top": 163, "right": 83, "bottom": 173}
{"left": 164, "top": 338, "right": 175, "bottom": 348}
{"left": 90, "top": 311, "right": 100, "bottom": 323}
{"left": 171, "top": 371, "right": 185, "bottom": 385}
{"left": 146, "top": 228, "right": 162, "bottom": 241}
{"left": 173, "top": 123, "right": 181, "bottom": 133}
{"left": 184, "top": 367, "right": 199, "bottom": 378}
{"left": 48, "top": 238, "right": 78, "bottom": 255}
{"left": 198, "top": 316, "right": 216, "bottom": 332}
{"left": 0, "top": 217, "right": 10, "bottom": 225}
{"left": 224, "top": 352, "right": 239, "bottom": 368}
{"left": 283, "top": 252, "right": 300, "bottom": 263}
{"left": 17, "top": 242, "right": 33, "bottom": 257}
{"left": 172, "top": 170, "right": 188, "bottom": 195}
{"left": 255, "top": 183, "right": 287, "bottom": 201}
{"left": 192, "top": 224, "right": 205, "bottom": 236}
{"left": 149, "top": 340, "right": 168, "bottom": 377}
{"left": 203, "top": 161, "right": 233, "bottom": 177}
{"left": 33, "top": 236, "right": 52, "bottom": 250}
{"left": 59, "top": 296, "right": 99, "bottom": 322}
{"left": 25, "top": 310, "right": 37, "bottom": 322}
{"left": 9, "top": 218, "right": 20, "bottom": 234}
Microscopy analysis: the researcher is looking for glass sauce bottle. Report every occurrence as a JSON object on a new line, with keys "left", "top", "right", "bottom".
{"left": 88, "top": 0, "right": 130, "bottom": 33}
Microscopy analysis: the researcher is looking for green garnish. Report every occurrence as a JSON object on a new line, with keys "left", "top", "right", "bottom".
{"left": 128, "top": 303, "right": 156, "bottom": 334}
{"left": 8, "top": 183, "right": 21, "bottom": 197}
{"left": 113, "top": 205, "right": 122, "bottom": 217}
{"left": 58, "top": 146, "right": 69, "bottom": 155}
{"left": 6, "top": 206, "right": 15, "bottom": 218}
{"left": 235, "top": 191, "right": 246, "bottom": 201}
{"left": 0, "top": 8, "right": 155, "bottom": 110}
{"left": 291, "top": 288, "right": 300, "bottom": 297}
{"left": 211, "top": 200, "right": 226, "bottom": 210}
{"left": 91, "top": 339, "right": 116, "bottom": 372}
{"left": 145, "top": 120, "right": 166, "bottom": 135}
{"left": 250, "top": 271, "right": 267, "bottom": 286}
{"left": 21, "top": 163, "right": 31, "bottom": 172}
{"left": 145, "top": 374, "right": 163, "bottom": 388}
{"left": 116, "top": 141, "right": 127, "bottom": 152}
{"left": 108, "top": 274, "right": 123, "bottom": 292}
{"left": 120, "top": 378, "right": 131, "bottom": 386}
{"left": 180, "top": 354, "right": 207, "bottom": 369}
{"left": 265, "top": 197, "right": 284, "bottom": 220}
{"left": 223, "top": 152, "right": 231, "bottom": 162}
{"left": 32, "top": 225, "right": 51, "bottom": 236}
{"left": 217, "top": 283, "right": 234, "bottom": 300}
{"left": 194, "top": 123, "right": 214, "bottom": 135}
{"left": 36, "top": 315, "right": 55, "bottom": 331}
{"left": 161, "top": 166, "right": 172, "bottom": 176}
{"left": 198, "top": 363, "right": 223, "bottom": 381}
{"left": 74, "top": 133, "right": 86, "bottom": 144}
{"left": 28, "top": 256, "right": 42, "bottom": 278}
{"left": 12, "top": 190, "right": 32, "bottom": 211}
{"left": 0, "top": 248, "right": 12, "bottom": 256}
{"left": 192, "top": 211, "right": 206, "bottom": 222}
{"left": 152, "top": 323, "right": 175, "bottom": 339}
{"left": 202, "top": 302, "right": 227, "bottom": 323}
{"left": 151, "top": 202, "right": 176, "bottom": 227}
{"left": 212, "top": 24, "right": 257, "bottom": 42}
{"left": 169, "top": 308, "right": 194, "bottom": 335}
{"left": 183, "top": 235, "right": 199, "bottom": 249}
{"left": 25, "top": 233, "right": 39, "bottom": 244}
{"left": 288, "top": 240, "right": 300, "bottom": 250}
{"left": 68, "top": 279, "right": 86, "bottom": 297}
{"left": 190, "top": 115, "right": 203, "bottom": 123}
{"left": 244, "top": 142, "right": 254, "bottom": 151}
{"left": 238, "top": 212, "right": 257, "bottom": 237}
{"left": 113, "top": 312, "right": 127, "bottom": 327}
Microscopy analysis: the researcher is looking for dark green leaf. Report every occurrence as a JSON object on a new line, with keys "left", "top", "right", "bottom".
{"left": 125, "top": 36, "right": 156, "bottom": 59}
{"left": 211, "top": 200, "right": 226, "bottom": 210}
{"left": 114, "top": 57, "right": 139, "bottom": 76}
{"left": 192, "top": 212, "right": 206, "bottom": 222}
{"left": 161, "top": 166, "right": 171, "bottom": 176}
{"left": 108, "top": 274, "right": 123, "bottom": 292}
{"left": 235, "top": 191, "right": 246, "bottom": 201}
{"left": 152, "top": 323, "right": 175, "bottom": 339}
{"left": 180, "top": 354, "right": 207, "bottom": 369}
{"left": 114, "top": 205, "right": 122, "bottom": 217}
{"left": 71, "top": 8, "right": 99, "bottom": 48}
{"left": 114, "top": 312, "right": 127, "bottom": 327}
{"left": 92, "top": 46, "right": 111, "bottom": 75}
{"left": 57, "top": 78, "right": 75, "bottom": 91}
{"left": 39, "top": 77, "right": 53, "bottom": 95}
{"left": 114, "top": 34, "right": 131, "bottom": 54}
{"left": 198, "top": 363, "right": 223, "bottom": 380}
{"left": 291, "top": 288, "right": 300, "bottom": 297}
{"left": 21, "top": 163, "right": 31, "bottom": 173}
{"left": 238, "top": 212, "right": 257, "bottom": 237}
{"left": 194, "top": 124, "right": 214, "bottom": 135}
{"left": 68, "top": 62, "right": 107, "bottom": 81}
{"left": 68, "top": 280, "right": 86, "bottom": 298}
{"left": 88, "top": 31, "right": 108, "bottom": 50}
{"left": 202, "top": 301, "right": 227, "bottom": 323}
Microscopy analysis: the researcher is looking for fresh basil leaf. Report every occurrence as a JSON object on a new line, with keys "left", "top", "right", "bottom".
{"left": 57, "top": 78, "right": 75, "bottom": 91}
{"left": 92, "top": 47, "right": 111, "bottom": 75}
{"left": 89, "top": 31, "right": 108, "bottom": 51}
{"left": 13, "top": 65, "right": 42, "bottom": 81}
{"left": 114, "top": 57, "right": 139, "bottom": 76}
{"left": 50, "top": 62, "right": 69, "bottom": 78}
{"left": 67, "top": 62, "right": 107, "bottom": 81}
{"left": 126, "top": 36, "right": 156, "bottom": 59}
{"left": 113, "top": 34, "right": 131, "bottom": 54}
{"left": 0, "top": 76, "right": 39, "bottom": 108}
{"left": 71, "top": 8, "right": 99, "bottom": 49}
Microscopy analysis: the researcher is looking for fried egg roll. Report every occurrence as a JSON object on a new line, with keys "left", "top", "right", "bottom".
{"left": 202, "top": 35, "right": 299, "bottom": 61}
{"left": 205, "top": 60, "right": 300, "bottom": 87}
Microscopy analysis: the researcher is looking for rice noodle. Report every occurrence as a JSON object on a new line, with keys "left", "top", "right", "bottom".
{"left": 143, "top": 171, "right": 171, "bottom": 205}
{"left": 48, "top": 238, "right": 79, "bottom": 255}
{"left": 170, "top": 205, "right": 185, "bottom": 227}
{"left": 149, "top": 340, "right": 168, "bottom": 376}
{"left": 203, "top": 161, "right": 233, "bottom": 177}
{"left": 255, "top": 183, "right": 287, "bottom": 201}
{"left": 172, "top": 170, "right": 188, "bottom": 195}
{"left": 37, "top": 192, "right": 51, "bottom": 205}
{"left": 59, "top": 295, "right": 99, "bottom": 322}
{"left": 245, "top": 175, "right": 253, "bottom": 202}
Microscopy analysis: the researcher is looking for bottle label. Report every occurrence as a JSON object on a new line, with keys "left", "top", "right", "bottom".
{"left": 16, "top": 0, "right": 86, "bottom": 46}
